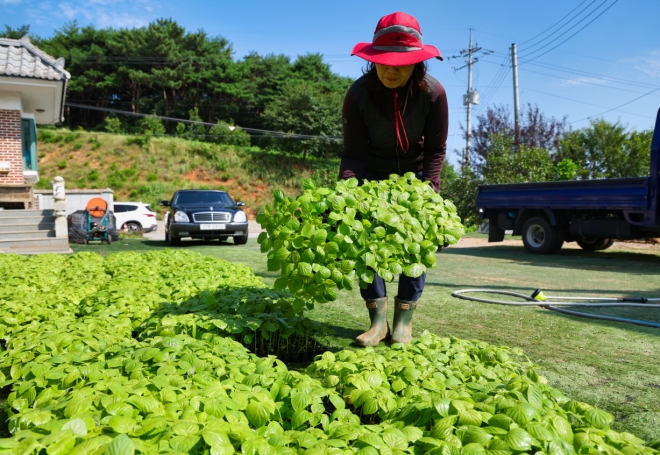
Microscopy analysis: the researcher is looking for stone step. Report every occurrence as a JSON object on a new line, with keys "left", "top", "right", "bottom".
{"left": 0, "top": 237, "right": 70, "bottom": 255}
{"left": 0, "top": 222, "right": 56, "bottom": 233}
{"left": 0, "top": 209, "right": 56, "bottom": 219}
{"left": 0, "top": 230, "right": 56, "bottom": 241}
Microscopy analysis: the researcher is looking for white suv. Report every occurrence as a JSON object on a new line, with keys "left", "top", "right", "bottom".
{"left": 113, "top": 202, "right": 158, "bottom": 234}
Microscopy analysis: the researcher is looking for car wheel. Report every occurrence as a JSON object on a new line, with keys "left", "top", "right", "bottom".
{"left": 576, "top": 238, "right": 614, "bottom": 251}
{"left": 233, "top": 230, "right": 249, "bottom": 245}
{"left": 522, "top": 216, "right": 564, "bottom": 254}
{"left": 166, "top": 230, "right": 181, "bottom": 246}
{"left": 126, "top": 222, "right": 142, "bottom": 234}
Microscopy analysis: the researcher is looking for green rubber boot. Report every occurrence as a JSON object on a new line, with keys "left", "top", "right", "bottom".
{"left": 354, "top": 297, "right": 390, "bottom": 347}
{"left": 391, "top": 297, "right": 417, "bottom": 344}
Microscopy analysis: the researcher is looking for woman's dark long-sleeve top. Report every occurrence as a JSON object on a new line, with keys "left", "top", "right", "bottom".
{"left": 339, "top": 72, "right": 449, "bottom": 191}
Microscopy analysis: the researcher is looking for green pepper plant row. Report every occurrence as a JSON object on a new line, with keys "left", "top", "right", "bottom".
{"left": 257, "top": 173, "right": 465, "bottom": 303}
{"left": 0, "top": 251, "right": 658, "bottom": 454}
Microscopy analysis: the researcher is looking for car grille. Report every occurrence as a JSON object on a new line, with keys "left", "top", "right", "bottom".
{"left": 192, "top": 212, "right": 231, "bottom": 223}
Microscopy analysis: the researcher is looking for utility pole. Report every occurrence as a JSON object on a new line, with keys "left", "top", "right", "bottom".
{"left": 449, "top": 29, "right": 492, "bottom": 169}
{"left": 511, "top": 43, "right": 521, "bottom": 145}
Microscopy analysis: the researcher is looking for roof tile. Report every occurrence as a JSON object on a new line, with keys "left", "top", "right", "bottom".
{"left": 0, "top": 37, "right": 71, "bottom": 81}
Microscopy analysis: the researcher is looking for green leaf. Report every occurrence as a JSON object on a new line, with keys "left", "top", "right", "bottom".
{"left": 246, "top": 402, "right": 270, "bottom": 428}
{"left": 505, "top": 403, "right": 538, "bottom": 426}
{"left": 462, "top": 443, "right": 486, "bottom": 455}
{"left": 402, "top": 263, "right": 425, "bottom": 278}
{"left": 44, "top": 431, "right": 76, "bottom": 455}
{"left": 105, "top": 434, "right": 135, "bottom": 455}
{"left": 62, "top": 418, "right": 88, "bottom": 437}
{"left": 359, "top": 433, "right": 385, "bottom": 449}
{"left": 169, "top": 435, "right": 201, "bottom": 452}
{"left": 584, "top": 408, "right": 614, "bottom": 429}
{"left": 505, "top": 428, "right": 535, "bottom": 452}
{"left": 298, "top": 262, "right": 313, "bottom": 277}
{"left": 109, "top": 416, "right": 138, "bottom": 434}
{"left": 383, "top": 431, "right": 408, "bottom": 450}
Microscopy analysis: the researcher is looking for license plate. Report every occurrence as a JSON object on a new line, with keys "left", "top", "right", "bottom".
{"left": 200, "top": 224, "right": 226, "bottom": 230}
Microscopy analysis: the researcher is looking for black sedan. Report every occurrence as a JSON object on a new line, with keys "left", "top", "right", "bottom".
{"left": 160, "top": 190, "right": 249, "bottom": 245}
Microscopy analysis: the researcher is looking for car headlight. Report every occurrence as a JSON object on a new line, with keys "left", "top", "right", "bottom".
{"left": 173, "top": 211, "right": 189, "bottom": 222}
{"left": 234, "top": 211, "right": 247, "bottom": 223}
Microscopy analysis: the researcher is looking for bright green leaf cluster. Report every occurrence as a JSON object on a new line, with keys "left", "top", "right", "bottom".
{"left": 0, "top": 252, "right": 657, "bottom": 454}
{"left": 257, "top": 173, "right": 465, "bottom": 302}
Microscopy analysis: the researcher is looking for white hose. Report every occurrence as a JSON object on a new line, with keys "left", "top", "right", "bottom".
{"left": 451, "top": 289, "right": 660, "bottom": 329}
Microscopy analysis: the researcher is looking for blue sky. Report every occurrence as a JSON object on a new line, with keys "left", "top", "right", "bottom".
{"left": 4, "top": 0, "right": 660, "bottom": 167}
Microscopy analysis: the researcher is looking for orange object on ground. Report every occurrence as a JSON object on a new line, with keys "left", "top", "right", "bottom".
{"left": 86, "top": 198, "right": 108, "bottom": 218}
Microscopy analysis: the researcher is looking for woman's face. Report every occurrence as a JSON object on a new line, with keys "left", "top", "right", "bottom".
{"left": 375, "top": 64, "right": 415, "bottom": 89}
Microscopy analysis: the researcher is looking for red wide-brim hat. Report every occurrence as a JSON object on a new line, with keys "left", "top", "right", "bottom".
{"left": 352, "top": 12, "right": 443, "bottom": 66}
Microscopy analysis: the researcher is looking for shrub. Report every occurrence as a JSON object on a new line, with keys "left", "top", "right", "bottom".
{"left": 103, "top": 115, "right": 123, "bottom": 134}
{"left": 57, "top": 160, "right": 67, "bottom": 170}
{"left": 138, "top": 115, "right": 166, "bottom": 136}
{"left": 208, "top": 121, "right": 251, "bottom": 147}
{"left": 88, "top": 169, "right": 99, "bottom": 181}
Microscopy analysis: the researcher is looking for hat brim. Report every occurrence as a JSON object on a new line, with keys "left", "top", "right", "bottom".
{"left": 351, "top": 42, "right": 443, "bottom": 65}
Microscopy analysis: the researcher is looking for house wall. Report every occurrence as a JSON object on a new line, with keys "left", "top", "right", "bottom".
{"left": 0, "top": 108, "right": 24, "bottom": 185}
{"left": 0, "top": 92, "right": 25, "bottom": 186}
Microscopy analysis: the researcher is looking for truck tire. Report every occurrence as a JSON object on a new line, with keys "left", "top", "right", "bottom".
{"left": 522, "top": 216, "right": 564, "bottom": 254}
{"left": 576, "top": 238, "right": 614, "bottom": 251}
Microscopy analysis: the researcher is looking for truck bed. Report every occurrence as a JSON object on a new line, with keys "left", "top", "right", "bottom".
{"left": 477, "top": 177, "right": 652, "bottom": 211}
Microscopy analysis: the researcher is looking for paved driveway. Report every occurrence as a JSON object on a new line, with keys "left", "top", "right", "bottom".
{"left": 143, "top": 220, "right": 264, "bottom": 241}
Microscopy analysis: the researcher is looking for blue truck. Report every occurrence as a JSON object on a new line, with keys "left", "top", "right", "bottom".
{"left": 476, "top": 108, "right": 660, "bottom": 254}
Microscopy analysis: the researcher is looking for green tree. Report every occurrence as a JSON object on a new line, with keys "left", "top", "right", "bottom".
{"left": 439, "top": 166, "right": 481, "bottom": 227}
{"left": 1, "top": 24, "right": 30, "bottom": 39}
{"left": 138, "top": 115, "right": 166, "bottom": 136}
{"left": 261, "top": 81, "right": 343, "bottom": 159}
{"left": 557, "top": 119, "right": 652, "bottom": 179}
{"left": 208, "top": 121, "right": 251, "bottom": 147}
{"left": 481, "top": 134, "right": 556, "bottom": 184}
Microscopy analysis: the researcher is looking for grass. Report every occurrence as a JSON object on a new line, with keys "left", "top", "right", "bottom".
{"left": 70, "top": 237, "right": 660, "bottom": 442}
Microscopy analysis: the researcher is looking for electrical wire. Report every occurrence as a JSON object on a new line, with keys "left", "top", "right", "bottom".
{"left": 451, "top": 289, "right": 660, "bottom": 329}
{"left": 65, "top": 102, "right": 342, "bottom": 141}
{"left": 519, "top": 0, "right": 605, "bottom": 56}
{"left": 520, "top": 0, "right": 620, "bottom": 63}
{"left": 570, "top": 86, "right": 660, "bottom": 124}
{"left": 519, "top": 0, "right": 594, "bottom": 46}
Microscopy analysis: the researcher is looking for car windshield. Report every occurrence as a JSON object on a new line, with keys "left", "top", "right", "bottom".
{"left": 173, "top": 191, "right": 234, "bottom": 206}
{"left": 146, "top": 205, "right": 155, "bottom": 212}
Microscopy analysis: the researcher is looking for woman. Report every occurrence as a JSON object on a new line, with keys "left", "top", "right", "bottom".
{"left": 339, "top": 11, "right": 448, "bottom": 346}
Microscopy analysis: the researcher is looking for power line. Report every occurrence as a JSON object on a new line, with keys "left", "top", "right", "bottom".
{"left": 570, "top": 86, "right": 660, "bottom": 124}
{"left": 520, "top": 0, "right": 603, "bottom": 54}
{"left": 519, "top": 0, "right": 594, "bottom": 46}
{"left": 520, "top": 0, "right": 619, "bottom": 63}
{"left": 65, "top": 103, "right": 342, "bottom": 141}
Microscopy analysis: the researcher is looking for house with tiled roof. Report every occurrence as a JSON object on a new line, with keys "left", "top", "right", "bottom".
{"left": 0, "top": 36, "right": 71, "bottom": 253}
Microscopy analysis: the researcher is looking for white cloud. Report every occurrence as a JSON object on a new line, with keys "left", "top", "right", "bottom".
{"left": 561, "top": 77, "right": 610, "bottom": 87}
{"left": 51, "top": 0, "right": 157, "bottom": 29}
{"left": 96, "top": 11, "right": 149, "bottom": 29}
{"left": 630, "top": 50, "right": 660, "bottom": 78}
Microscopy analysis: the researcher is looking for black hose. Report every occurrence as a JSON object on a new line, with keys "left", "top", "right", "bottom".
{"left": 451, "top": 289, "right": 660, "bottom": 329}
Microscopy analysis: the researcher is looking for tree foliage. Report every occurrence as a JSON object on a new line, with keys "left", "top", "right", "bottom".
{"left": 29, "top": 19, "right": 350, "bottom": 156}
{"left": 468, "top": 103, "right": 568, "bottom": 168}
{"left": 261, "top": 81, "right": 343, "bottom": 159}
{"left": 1, "top": 24, "right": 30, "bottom": 39}
{"left": 557, "top": 119, "right": 652, "bottom": 179}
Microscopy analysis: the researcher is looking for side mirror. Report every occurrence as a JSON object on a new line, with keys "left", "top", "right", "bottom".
{"left": 159, "top": 200, "right": 171, "bottom": 207}
{"left": 235, "top": 201, "right": 245, "bottom": 207}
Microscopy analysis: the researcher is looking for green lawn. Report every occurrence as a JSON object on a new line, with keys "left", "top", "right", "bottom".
{"left": 70, "top": 238, "right": 660, "bottom": 442}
